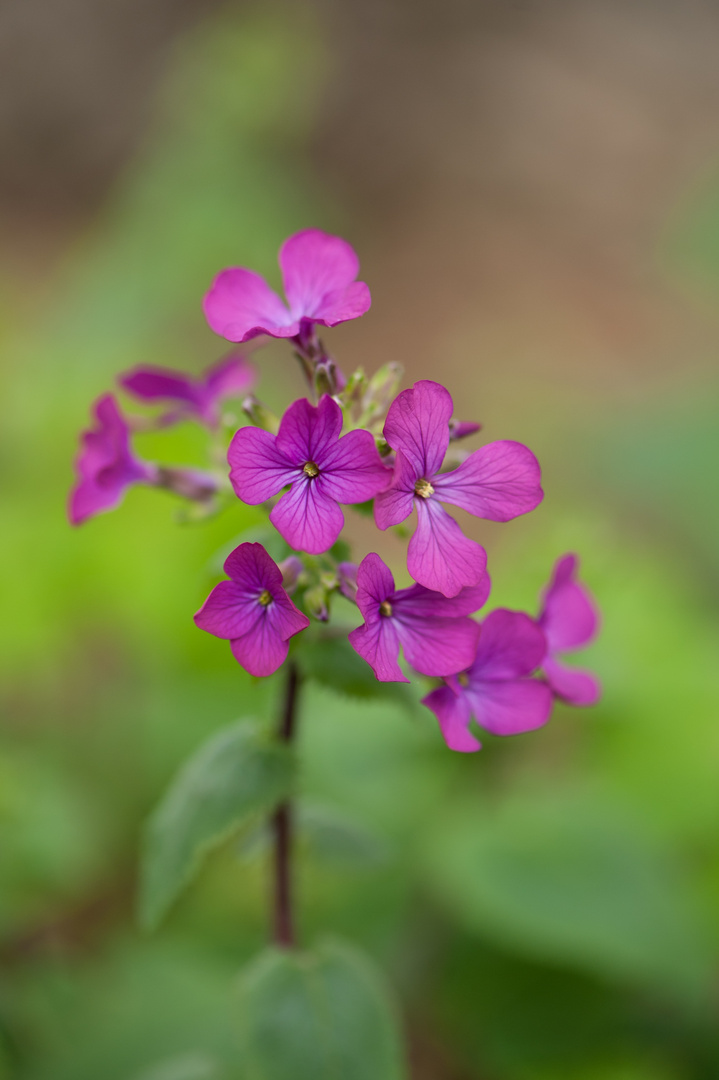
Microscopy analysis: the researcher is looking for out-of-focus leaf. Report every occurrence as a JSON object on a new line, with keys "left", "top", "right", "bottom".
{"left": 424, "top": 788, "right": 714, "bottom": 996}
{"left": 235, "top": 938, "right": 406, "bottom": 1080}
{"left": 299, "top": 634, "right": 416, "bottom": 709}
{"left": 139, "top": 720, "right": 295, "bottom": 930}
{"left": 131, "top": 1052, "right": 223, "bottom": 1080}
{"left": 237, "top": 803, "right": 389, "bottom": 869}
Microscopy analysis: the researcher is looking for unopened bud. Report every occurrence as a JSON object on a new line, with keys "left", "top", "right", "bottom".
{"left": 278, "top": 556, "right": 304, "bottom": 593}
{"left": 360, "top": 362, "right": 404, "bottom": 427}
{"left": 304, "top": 583, "right": 329, "bottom": 622}
{"left": 313, "top": 358, "right": 345, "bottom": 398}
{"left": 449, "top": 419, "right": 482, "bottom": 441}
{"left": 337, "top": 562, "right": 358, "bottom": 603}
{"left": 154, "top": 466, "right": 218, "bottom": 502}
{"left": 242, "top": 395, "right": 280, "bottom": 434}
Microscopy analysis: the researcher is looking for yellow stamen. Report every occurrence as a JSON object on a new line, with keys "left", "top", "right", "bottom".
{"left": 457, "top": 671, "right": 469, "bottom": 687}
{"left": 303, "top": 461, "right": 320, "bottom": 478}
{"left": 414, "top": 478, "right": 434, "bottom": 498}
{"left": 258, "top": 589, "right": 273, "bottom": 606}
{"left": 379, "top": 600, "right": 393, "bottom": 617}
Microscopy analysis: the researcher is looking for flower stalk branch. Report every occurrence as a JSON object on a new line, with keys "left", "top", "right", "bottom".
{"left": 272, "top": 660, "right": 300, "bottom": 948}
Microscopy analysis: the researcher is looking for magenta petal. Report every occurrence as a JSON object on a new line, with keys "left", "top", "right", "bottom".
{"left": 408, "top": 499, "right": 487, "bottom": 597}
{"left": 383, "top": 380, "right": 452, "bottom": 478}
{"left": 396, "top": 615, "right": 481, "bottom": 677}
{"left": 194, "top": 580, "right": 260, "bottom": 639}
{"left": 433, "top": 440, "right": 543, "bottom": 522}
{"left": 311, "top": 281, "right": 372, "bottom": 326}
{"left": 275, "top": 395, "right": 343, "bottom": 465}
{"left": 319, "top": 428, "right": 391, "bottom": 503}
{"left": 543, "top": 657, "right": 600, "bottom": 706}
{"left": 348, "top": 620, "right": 408, "bottom": 683}
{"left": 203, "top": 354, "right": 256, "bottom": 400}
{"left": 270, "top": 480, "right": 344, "bottom": 554}
{"left": 279, "top": 229, "right": 363, "bottom": 319}
{"left": 472, "top": 609, "right": 547, "bottom": 680}
{"left": 374, "top": 451, "right": 416, "bottom": 529}
{"left": 68, "top": 394, "right": 152, "bottom": 525}
{"left": 394, "top": 575, "right": 491, "bottom": 619}
{"left": 230, "top": 617, "right": 290, "bottom": 677}
{"left": 228, "top": 427, "right": 296, "bottom": 504}
{"left": 203, "top": 267, "right": 296, "bottom": 342}
{"left": 540, "top": 554, "right": 600, "bottom": 653}
{"left": 223, "top": 541, "right": 282, "bottom": 589}
{"left": 422, "top": 684, "right": 480, "bottom": 752}
{"left": 354, "top": 553, "right": 396, "bottom": 622}
{"left": 119, "top": 366, "right": 201, "bottom": 408}
{"left": 467, "top": 678, "right": 553, "bottom": 736}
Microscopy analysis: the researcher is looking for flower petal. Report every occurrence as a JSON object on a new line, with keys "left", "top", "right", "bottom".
{"left": 279, "top": 229, "right": 364, "bottom": 320}
{"left": 275, "top": 395, "right": 343, "bottom": 466}
{"left": 266, "top": 591, "right": 311, "bottom": 641}
{"left": 539, "top": 553, "right": 600, "bottom": 653}
{"left": 319, "top": 428, "right": 391, "bottom": 503}
{"left": 383, "top": 380, "right": 452, "bottom": 478}
{"left": 543, "top": 657, "right": 601, "bottom": 706}
{"left": 310, "top": 281, "right": 372, "bottom": 327}
{"left": 223, "top": 541, "right": 283, "bottom": 590}
{"left": 203, "top": 353, "right": 256, "bottom": 401}
{"left": 466, "top": 678, "right": 553, "bottom": 736}
{"left": 193, "top": 580, "right": 260, "bottom": 639}
{"left": 230, "top": 616, "right": 290, "bottom": 677}
{"left": 373, "top": 451, "right": 416, "bottom": 529}
{"left": 471, "top": 609, "right": 547, "bottom": 681}
{"left": 203, "top": 268, "right": 296, "bottom": 342}
{"left": 422, "top": 684, "right": 480, "bottom": 752}
{"left": 348, "top": 619, "right": 408, "bottom": 683}
{"left": 393, "top": 575, "right": 491, "bottom": 619}
{"left": 354, "top": 552, "right": 396, "bottom": 622}
{"left": 270, "top": 479, "right": 344, "bottom": 553}
{"left": 119, "top": 366, "right": 202, "bottom": 408}
{"left": 228, "top": 427, "right": 296, "bottom": 504}
{"left": 408, "top": 498, "right": 487, "bottom": 597}
{"left": 396, "top": 615, "right": 481, "bottom": 677}
{"left": 432, "top": 440, "right": 543, "bottom": 521}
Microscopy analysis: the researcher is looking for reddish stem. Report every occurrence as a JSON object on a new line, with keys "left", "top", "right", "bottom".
{"left": 272, "top": 661, "right": 299, "bottom": 947}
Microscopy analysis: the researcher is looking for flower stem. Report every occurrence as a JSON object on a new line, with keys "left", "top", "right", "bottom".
{"left": 272, "top": 660, "right": 300, "bottom": 948}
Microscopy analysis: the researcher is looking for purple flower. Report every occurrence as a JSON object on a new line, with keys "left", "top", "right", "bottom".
{"left": 348, "top": 553, "right": 490, "bottom": 683}
{"left": 422, "top": 609, "right": 552, "bottom": 752}
{"left": 119, "top": 353, "right": 255, "bottom": 427}
{"left": 538, "top": 554, "right": 601, "bottom": 706}
{"left": 203, "top": 229, "right": 371, "bottom": 343}
{"left": 375, "top": 380, "right": 543, "bottom": 597}
{"left": 68, "top": 394, "right": 156, "bottom": 525}
{"left": 228, "top": 395, "right": 390, "bottom": 554}
{"left": 194, "top": 543, "right": 310, "bottom": 677}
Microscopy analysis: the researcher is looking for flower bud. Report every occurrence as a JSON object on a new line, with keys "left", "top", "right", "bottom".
{"left": 242, "top": 396, "right": 280, "bottom": 434}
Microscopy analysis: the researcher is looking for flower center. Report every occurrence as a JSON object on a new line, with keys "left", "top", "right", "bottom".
{"left": 303, "top": 461, "right": 320, "bottom": 479}
{"left": 379, "top": 600, "right": 393, "bottom": 617}
{"left": 258, "top": 589, "right": 273, "bottom": 607}
{"left": 414, "top": 477, "right": 434, "bottom": 499}
{"left": 457, "top": 671, "right": 469, "bottom": 687}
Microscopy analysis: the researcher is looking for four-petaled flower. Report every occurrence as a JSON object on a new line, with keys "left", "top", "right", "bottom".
{"left": 68, "top": 394, "right": 156, "bottom": 525}
{"left": 204, "top": 229, "right": 371, "bottom": 343}
{"left": 348, "top": 553, "right": 490, "bottom": 682}
{"left": 119, "top": 354, "right": 255, "bottom": 427}
{"left": 374, "top": 380, "right": 543, "bottom": 598}
{"left": 228, "top": 395, "right": 390, "bottom": 554}
{"left": 194, "top": 543, "right": 310, "bottom": 677}
{"left": 422, "top": 609, "right": 553, "bottom": 752}
{"left": 538, "top": 554, "right": 600, "bottom": 705}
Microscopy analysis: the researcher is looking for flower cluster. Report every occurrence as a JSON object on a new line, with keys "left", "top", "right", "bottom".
{"left": 69, "top": 228, "right": 600, "bottom": 751}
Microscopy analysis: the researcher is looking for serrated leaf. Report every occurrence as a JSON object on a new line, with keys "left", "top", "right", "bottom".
{"left": 139, "top": 720, "right": 295, "bottom": 930}
{"left": 424, "top": 788, "right": 713, "bottom": 997}
{"left": 236, "top": 938, "right": 406, "bottom": 1080}
{"left": 299, "top": 634, "right": 415, "bottom": 709}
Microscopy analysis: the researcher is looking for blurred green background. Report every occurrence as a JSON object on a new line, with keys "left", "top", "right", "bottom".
{"left": 2, "top": 2, "right": 719, "bottom": 1077}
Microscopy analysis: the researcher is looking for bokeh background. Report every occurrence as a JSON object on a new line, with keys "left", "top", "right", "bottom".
{"left": 2, "top": 1, "right": 719, "bottom": 1077}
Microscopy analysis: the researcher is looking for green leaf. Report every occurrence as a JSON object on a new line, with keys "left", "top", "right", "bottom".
{"left": 131, "top": 1053, "right": 223, "bottom": 1080}
{"left": 299, "top": 634, "right": 416, "bottom": 709}
{"left": 236, "top": 938, "right": 406, "bottom": 1080}
{"left": 139, "top": 720, "right": 295, "bottom": 930}
{"left": 237, "top": 803, "right": 389, "bottom": 869}
{"left": 424, "top": 788, "right": 714, "bottom": 997}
